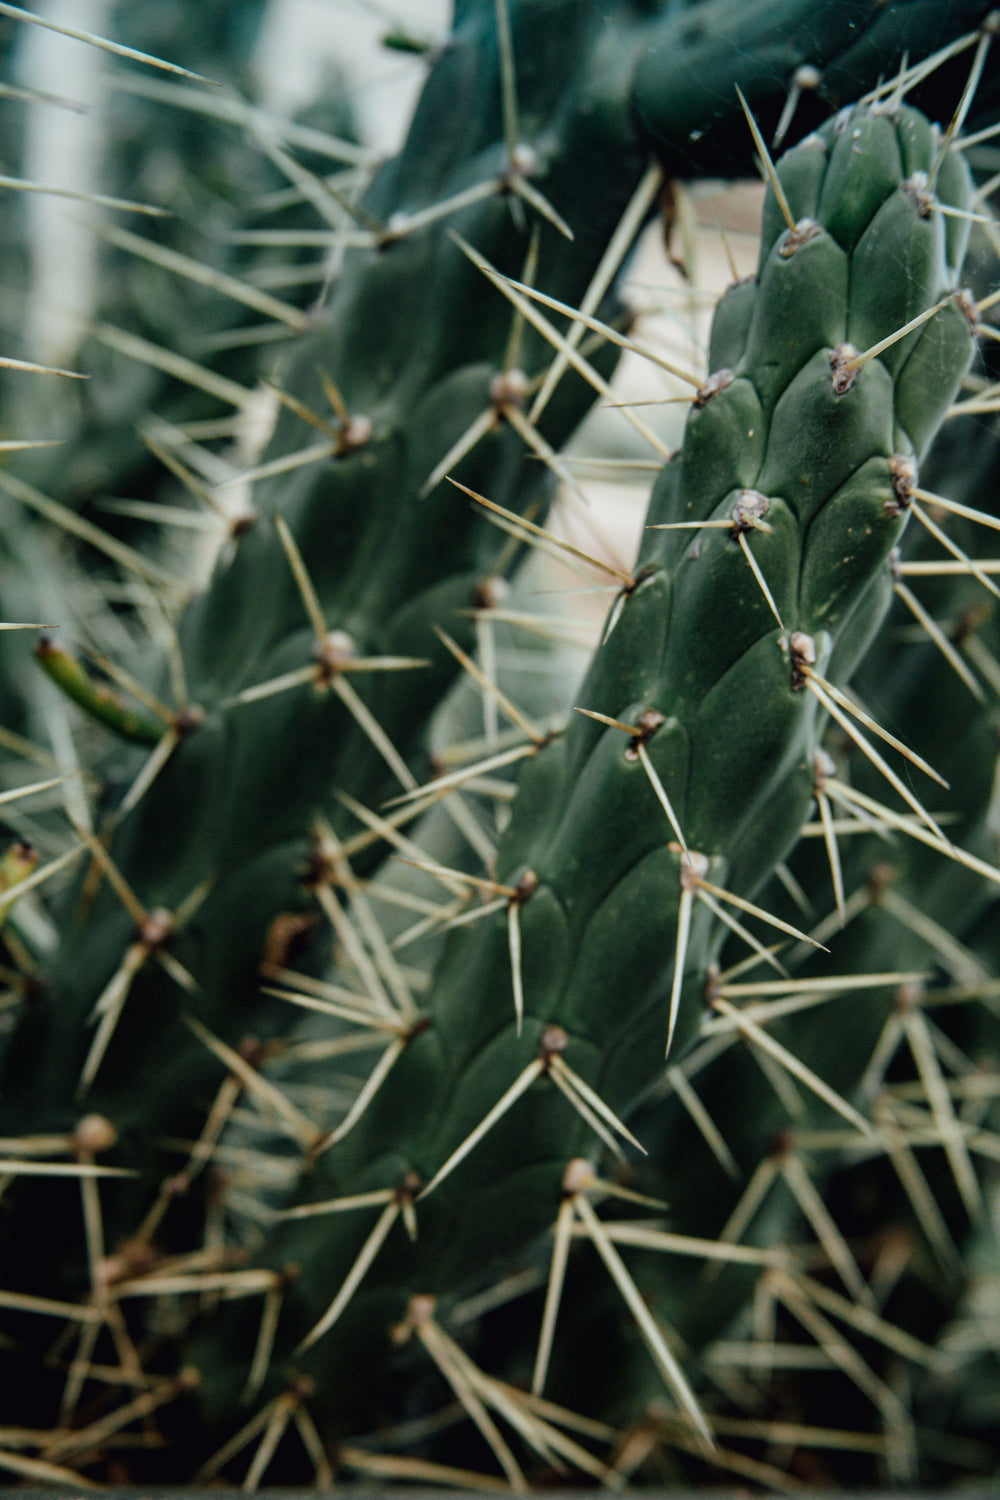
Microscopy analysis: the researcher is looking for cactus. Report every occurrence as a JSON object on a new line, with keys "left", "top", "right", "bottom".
{"left": 0, "top": 0, "right": 999, "bottom": 1489}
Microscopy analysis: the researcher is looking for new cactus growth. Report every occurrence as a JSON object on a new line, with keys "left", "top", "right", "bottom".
{"left": 0, "top": 0, "right": 999, "bottom": 1489}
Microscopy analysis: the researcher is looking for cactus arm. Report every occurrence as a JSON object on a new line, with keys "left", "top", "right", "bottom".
{"left": 634, "top": 0, "right": 1000, "bottom": 174}
{"left": 571, "top": 330, "right": 1000, "bottom": 1479}
{"left": 183, "top": 100, "right": 979, "bottom": 1452}
{"left": 2, "top": 4, "right": 1000, "bottom": 1482}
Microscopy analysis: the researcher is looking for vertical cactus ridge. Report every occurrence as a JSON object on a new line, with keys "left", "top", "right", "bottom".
{"left": 10, "top": 0, "right": 985, "bottom": 1165}
{"left": 2, "top": 2, "right": 1000, "bottom": 1486}
{"left": 554, "top": 328, "right": 1000, "bottom": 1482}
{"left": 515, "top": 483, "right": 1000, "bottom": 1488}
{"left": 0, "top": 0, "right": 661, "bottom": 1132}
{"left": 177, "top": 98, "right": 981, "bottom": 1454}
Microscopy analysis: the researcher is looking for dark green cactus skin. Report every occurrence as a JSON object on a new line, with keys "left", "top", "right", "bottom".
{"left": 0, "top": 0, "right": 652, "bottom": 1127}
{"left": 178, "top": 101, "right": 979, "bottom": 1449}
{"left": 635, "top": 0, "right": 1000, "bottom": 175}
{"left": 2, "top": 0, "right": 999, "bottom": 1483}
{"left": 0, "top": 6, "right": 657, "bottom": 1425}
{"left": 542, "top": 304, "right": 1000, "bottom": 1484}
{"left": 6, "top": 0, "right": 983, "bottom": 1184}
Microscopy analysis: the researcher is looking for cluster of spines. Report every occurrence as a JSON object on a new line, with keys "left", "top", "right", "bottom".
{"left": 1, "top": 1, "right": 1000, "bottom": 1489}
{"left": 170, "top": 84, "right": 992, "bottom": 1478}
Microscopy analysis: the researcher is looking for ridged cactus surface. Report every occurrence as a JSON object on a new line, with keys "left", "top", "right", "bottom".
{"left": 193, "top": 89, "right": 979, "bottom": 1438}
{"left": 0, "top": 0, "right": 998, "bottom": 1489}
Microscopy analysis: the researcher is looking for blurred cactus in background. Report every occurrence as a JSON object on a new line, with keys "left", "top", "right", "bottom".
{"left": 1, "top": 0, "right": 999, "bottom": 1489}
